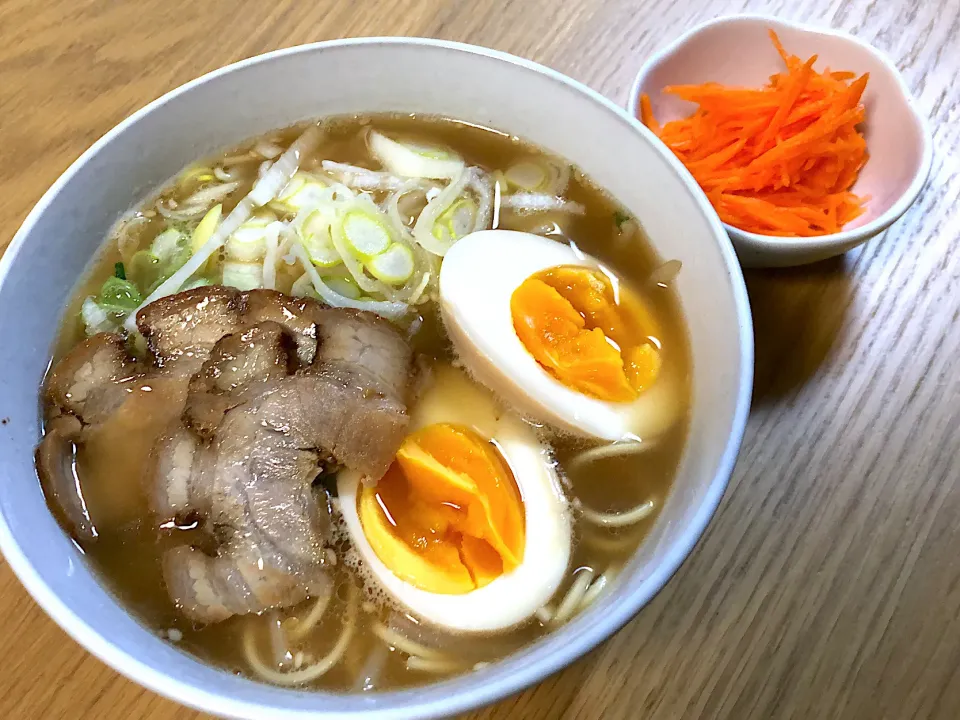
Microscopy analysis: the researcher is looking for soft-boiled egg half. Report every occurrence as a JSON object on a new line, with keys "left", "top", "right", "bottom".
{"left": 440, "top": 229, "right": 680, "bottom": 442}
{"left": 338, "top": 365, "right": 571, "bottom": 633}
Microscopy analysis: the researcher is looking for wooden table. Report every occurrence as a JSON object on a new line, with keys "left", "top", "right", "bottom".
{"left": 1, "top": 0, "right": 958, "bottom": 717}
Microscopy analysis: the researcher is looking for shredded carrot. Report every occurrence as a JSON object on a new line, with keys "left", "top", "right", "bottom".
{"left": 640, "top": 31, "right": 870, "bottom": 237}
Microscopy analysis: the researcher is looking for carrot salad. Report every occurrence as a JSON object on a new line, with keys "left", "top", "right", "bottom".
{"left": 640, "top": 31, "right": 870, "bottom": 237}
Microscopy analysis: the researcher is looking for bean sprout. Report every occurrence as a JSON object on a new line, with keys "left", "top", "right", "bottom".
{"left": 292, "top": 242, "right": 407, "bottom": 319}
{"left": 155, "top": 201, "right": 209, "bottom": 222}
{"left": 412, "top": 167, "right": 470, "bottom": 255}
{"left": 322, "top": 160, "right": 410, "bottom": 191}
{"left": 115, "top": 215, "right": 148, "bottom": 262}
{"left": 221, "top": 151, "right": 260, "bottom": 166}
{"left": 384, "top": 181, "right": 426, "bottom": 231}
{"left": 180, "top": 181, "right": 240, "bottom": 209}
{"left": 254, "top": 139, "right": 284, "bottom": 159}
{"left": 214, "top": 166, "right": 239, "bottom": 182}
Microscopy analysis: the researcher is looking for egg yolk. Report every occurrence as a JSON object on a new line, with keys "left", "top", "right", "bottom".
{"left": 510, "top": 265, "right": 662, "bottom": 402}
{"left": 357, "top": 423, "right": 526, "bottom": 595}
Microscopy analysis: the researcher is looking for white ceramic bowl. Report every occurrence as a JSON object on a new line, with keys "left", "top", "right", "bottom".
{"left": 0, "top": 39, "right": 752, "bottom": 719}
{"left": 629, "top": 15, "right": 933, "bottom": 267}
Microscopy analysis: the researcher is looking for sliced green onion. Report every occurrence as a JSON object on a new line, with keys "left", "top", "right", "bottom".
{"left": 98, "top": 276, "right": 142, "bottom": 313}
{"left": 290, "top": 243, "right": 407, "bottom": 319}
{"left": 330, "top": 225, "right": 384, "bottom": 294}
{"left": 341, "top": 209, "right": 392, "bottom": 258}
{"left": 412, "top": 167, "right": 470, "bottom": 256}
{"left": 134, "top": 229, "right": 193, "bottom": 295}
{"left": 129, "top": 251, "right": 161, "bottom": 291}
{"left": 300, "top": 211, "right": 341, "bottom": 268}
{"left": 278, "top": 174, "right": 306, "bottom": 200}
{"left": 325, "top": 275, "right": 362, "bottom": 299}
{"left": 433, "top": 197, "right": 477, "bottom": 243}
{"left": 150, "top": 228, "right": 184, "bottom": 263}
{"left": 222, "top": 261, "right": 263, "bottom": 291}
{"left": 226, "top": 214, "right": 272, "bottom": 262}
{"left": 368, "top": 130, "right": 465, "bottom": 179}
{"left": 303, "top": 234, "right": 340, "bottom": 268}
{"left": 191, "top": 204, "right": 222, "bottom": 253}
{"left": 271, "top": 172, "right": 328, "bottom": 212}
{"left": 505, "top": 161, "right": 548, "bottom": 191}
{"left": 366, "top": 244, "right": 415, "bottom": 285}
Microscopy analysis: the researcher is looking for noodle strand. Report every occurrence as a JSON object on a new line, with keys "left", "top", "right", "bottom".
{"left": 243, "top": 583, "right": 359, "bottom": 686}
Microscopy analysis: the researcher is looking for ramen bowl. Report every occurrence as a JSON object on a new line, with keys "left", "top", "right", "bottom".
{"left": 0, "top": 39, "right": 752, "bottom": 719}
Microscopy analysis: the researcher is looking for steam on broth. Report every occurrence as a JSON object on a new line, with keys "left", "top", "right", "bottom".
{"left": 36, "top": 115, "right": 691, "bottom": 691}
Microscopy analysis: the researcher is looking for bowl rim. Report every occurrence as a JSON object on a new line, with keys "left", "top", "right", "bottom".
{"left": 0, "top": 36, "right": 754, "bottom": 719}
{"left": 627, "top": 13, "right": 934, "bottom": 250}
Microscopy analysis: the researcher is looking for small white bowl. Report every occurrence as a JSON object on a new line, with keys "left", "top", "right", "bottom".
{"left": 628, "top": 14, "right": 933, "bottom": 268}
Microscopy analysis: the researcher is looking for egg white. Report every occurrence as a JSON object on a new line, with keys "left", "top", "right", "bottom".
{"left": 439, "top": 229, "right": 681, "bottom": 443}
{"left": 337, "top": 365, "right": 571, "bottom": 633}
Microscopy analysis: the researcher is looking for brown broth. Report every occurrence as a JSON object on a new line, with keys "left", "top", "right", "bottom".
{"left": 43, "top": 115, "right": 691, "bottom": 692}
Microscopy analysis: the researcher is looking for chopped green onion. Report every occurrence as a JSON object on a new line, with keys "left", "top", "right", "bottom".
{"left": 290, "top": 242, "right": 407, "bottom": 319}
{"left": 129, "top": 251, "right": 161, "bottom": 291}
{"left": 303, "top": 234, "right": 341, "bottom": 268}
{"left": 299, "top": 211, "right": 341, "bottom": 268}
{"left": 613, "top": 210, "right": 631, "bottom": 229}
{"left": 325, "top": 275, "right": 362, "bottom": 299}
{"left": 366, "top": 243, "right": 415, "bottom": 285}
{"left": 226, "top": 214, "right": 272, "bottom": 262}
{"left": 98, "top": 276, "right": 142, "bottom": 313}
{"left": 341, "top": 209, "right": 393, "bottom": 259}
{"left": 369, "top": 131, "right": 465, "bottom": 179}
{"left": 150, "top": 228, "right": 184, "bottom": 263}
{"left": 433, "top": 197, "right": 477, "bottom": 243}
{"left": 132, "top": 232, "right": 193, "bottom": 295}
{"left": 221, "top": 261, "right": 263, "bottom": 291}
{"left": 505, "top": 161, "right": 548, "bottom": 191}
{"left": 271, "top": 172, "right": 327, "bottom": 212}
{"left": 114, "top": 262, "right": 126, "bottom": 280}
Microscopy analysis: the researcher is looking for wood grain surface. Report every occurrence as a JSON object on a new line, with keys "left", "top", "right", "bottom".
{"left": 1, "top": 0, "right": 958, "bottom": 718}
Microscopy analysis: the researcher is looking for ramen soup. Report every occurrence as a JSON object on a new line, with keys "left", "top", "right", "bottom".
{"left": 36, "top": 116, "right": 691, "bottom": 691}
